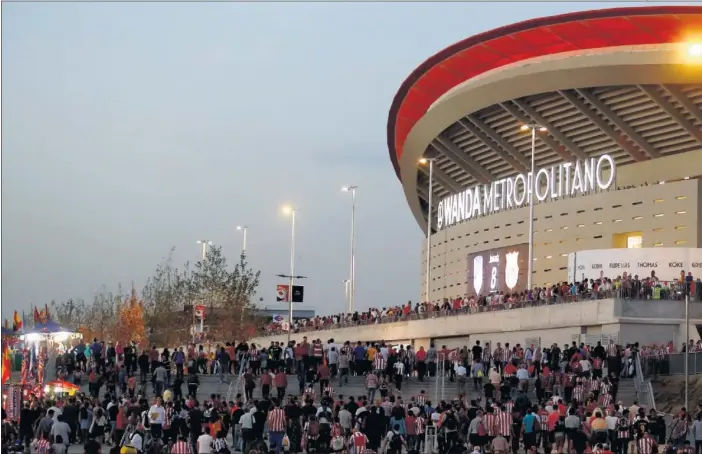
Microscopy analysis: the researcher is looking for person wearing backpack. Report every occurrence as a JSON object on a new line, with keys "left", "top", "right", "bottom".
{"left": 386, "top": 424, "right": 405, "bottom": 454}
{"left": 469, "top": 410, "right": 488, "bottom": 451}
{"left": 443, "top": 409, "right": 460, "bottom": 449}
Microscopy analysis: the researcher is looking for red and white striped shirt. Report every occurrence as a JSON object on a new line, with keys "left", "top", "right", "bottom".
{"left": 416, "top": 417, "right": 425, "bottom": 435}
{"left": 323, "top": 386, "right": 335, "bottom": 397}
{"left": 249, "top": 349, "right": 259, "bottom": 360}
{"left": 607, "top": 344, "right": 618, "bottom": 357}
{"left": 373, "top": 357, "right": 385, "bottom": 371}
{"left": 637, "top": 437, "right": 657, "bottom": 454}
{"left": 267, "top": 408, "right": 287, "bottom": 432}
{"left": 600, "top": 393, "right": 612, "bottom": 407}
{"left": 415, "top": 394, "right": 426, "bottom": 406}
{"left": 495, "top": 411, "right": 511, "bottom": 437}
{"left": 304, "top": 388, "right": 316, "bottom": 402}
{"left": 34, "top": 440, "right": 52, "bottom": 454}
{"left": 352, "top": 432, "right": 368, "bottom": 449}
{"left": 483, "top": 413, "right": 497, "bottom": 436}
{"left": 504, "top": 402, "right": 514, "bottom": 414}
{"left": 171, "top": 441, "right": 192, "bottom": 454}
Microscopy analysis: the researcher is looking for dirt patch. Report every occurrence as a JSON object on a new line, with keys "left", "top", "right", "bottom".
{"left": 651, "top": 375, "right": 702, "bottom": 413}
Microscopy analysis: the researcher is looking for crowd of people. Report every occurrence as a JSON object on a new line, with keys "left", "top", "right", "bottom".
{"left": 3, "top": 334, "right": 701, "bottom": 454}
{"left": 264, "top": 273, "right": 700, "bottom": 336}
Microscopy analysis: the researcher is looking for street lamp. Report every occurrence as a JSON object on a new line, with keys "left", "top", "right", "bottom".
{"left": 341, "top": 186, "right": 358, "bottom": 313}
{"left": 520, "top": 123, "right": 547, "bottom": 291}
{"left": 196, "top": 240, "right": 213, "bottom": 261}
{"left": 281, "top": 205, "right": 297, "bottom": 344}
{"left": 236, "top": 225, "right": 248, "bottom": 254}
{"left": 419, "top": 158, "right": 435, "bottom": 303}
{"left": 688, "top": 42, "right": 702, "bottom": 58}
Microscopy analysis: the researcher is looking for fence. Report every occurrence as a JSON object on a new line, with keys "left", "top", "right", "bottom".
{"left": 640, "top": 352, "right": 702, "bottom": 377}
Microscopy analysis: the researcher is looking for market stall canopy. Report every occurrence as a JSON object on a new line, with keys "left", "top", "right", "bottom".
{"left": 20, "top": 320, "right": 80, "bottom": 342}
{"left": 1, "top": 327, "right": 17, "bottom": 337}
{"left": 44, "top": 379, "right": 80, "bottom": 396}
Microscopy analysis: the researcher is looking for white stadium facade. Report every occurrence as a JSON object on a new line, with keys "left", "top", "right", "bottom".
{"left": 386, "top": 6, "right": 702, "bottom": 303}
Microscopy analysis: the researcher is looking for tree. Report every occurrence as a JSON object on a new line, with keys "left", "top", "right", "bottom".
{"left": 142, "top": 248, "right": 197, "bottom": 346}
{"left": 112, "top": 287, "right": 147, "bottom": 347}
{"left": 190, "top": 246, "right": 261, "bottom": 342}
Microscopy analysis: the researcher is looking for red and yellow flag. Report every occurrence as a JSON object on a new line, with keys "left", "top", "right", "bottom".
{"left": 1, "top": 346, "right": 11, "bottom": 384}
{"left": 13, "top": 311, "right": 22, "bottom": 331}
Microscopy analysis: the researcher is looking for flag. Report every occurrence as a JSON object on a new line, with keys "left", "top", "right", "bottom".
{"left": 3, "top": 319, "right": 8, "bottom": 329}
{"left": 44, "top": 303, "right": 50, "bottom": 320}
{"left": 1, "top": 346, "right": 11, "bottom": 385}
{"left": 33, "top": 307, "right": 40, "bottom": 323}
{"left": 13, "top": 311, "right": 22, "bottom": 331}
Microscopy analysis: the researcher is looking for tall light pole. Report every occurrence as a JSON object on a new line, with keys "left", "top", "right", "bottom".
{"left": 236, "top": 225, "right": 248, "bottom": 254}
{"left": 341, "top": 186, "right": 357, "bottom": 312}
{"left": 282, "top": 206, "right": 297, "bottom": 344}
{"left": 343, "top": 280, "right": 350, "bottom": 310}
{"left": 419, "top": 158, "right": 434, "bottom": 303}
{"left": 520, "top": 124, "right": 546, "bottom": 291}
{"left": 685, "top": 291, "right": 689, "bottom": 409}
{"left": 196, "top": 240, "right": 212, "bottom": 261}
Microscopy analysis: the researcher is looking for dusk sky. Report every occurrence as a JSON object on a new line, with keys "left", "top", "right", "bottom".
{"left": 2, "top": 1, "right": 661, "bottom": 319}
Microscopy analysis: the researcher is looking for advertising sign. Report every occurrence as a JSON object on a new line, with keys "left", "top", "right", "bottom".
{"left": 276, "top": 284, "right": 305, "bottom": 303}
{"left": 567, "top": 248, "right": 702, "bottom": 283}
{"left": 466, "top": 243, "right": 529, "bottom": 296}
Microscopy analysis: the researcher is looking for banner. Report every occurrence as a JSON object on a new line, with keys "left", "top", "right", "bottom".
{"left": 276, "top": 285, "right": 290, "bottom": 302}
{"left": 193, "top": 305, "right": 206, "bottom": 319}
{"left": 568, "top": 247, "right": 702, "bottom": 283}
{"left": 291, "top": 285, "right": 304, "bottom": 303}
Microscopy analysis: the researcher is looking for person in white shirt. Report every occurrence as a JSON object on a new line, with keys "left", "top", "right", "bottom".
{"left": 605, "top": 410, "right": 619, "bottom": 431}
{"left": 148, "top": 398, "right": 166, "bottom": 440}
{"left": 128, "top": 430, "right": 143, "bottom": 453}
{"left": 197, "top": 427, "right": 214, "bottom": 454}
{"left": 393, "top": 361, "right": 405, "bottom": 391}
{"left": 580, "top": 358, "right": 592, "bottom": 375}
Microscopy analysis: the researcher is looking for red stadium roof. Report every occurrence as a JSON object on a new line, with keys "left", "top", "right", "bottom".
{"left": 387, "top": 6, "right": 702, "bottom": 179}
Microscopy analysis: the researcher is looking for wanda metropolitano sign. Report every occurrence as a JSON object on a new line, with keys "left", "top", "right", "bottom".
{"left": 436, "top": 155, "right": 616, "bottom": 230}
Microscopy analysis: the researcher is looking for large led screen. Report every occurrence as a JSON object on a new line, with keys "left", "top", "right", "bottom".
{"left": 466, "top": 243, "right": 529, "bottom": 296}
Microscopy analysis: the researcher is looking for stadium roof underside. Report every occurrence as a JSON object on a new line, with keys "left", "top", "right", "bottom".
{"left": 386, "top": 6, "right": 702, "bottom": 233}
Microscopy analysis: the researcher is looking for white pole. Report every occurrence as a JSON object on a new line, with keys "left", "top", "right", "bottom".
{"left": 201, "top": 242, "right": 207, "bottom": 261}
{"left": 685, "top": 292, "right": 689, "bottom": 409}
{"left": 527, "top": 127, "right": 536, "bottom": 291}
{"left": 288, "top": 210, "right": 296, "bottom": 345}
{"left": 350, "top": 188, "right": 357, "bottom": 313}
{"left": 242, "top": 227, "right": 248, "bottom": 253}
{"left": 426, "top": 160, "right": 434, "bottom": 303}
{"left": 344, "top": 280, "right": 350, "bottom": 310}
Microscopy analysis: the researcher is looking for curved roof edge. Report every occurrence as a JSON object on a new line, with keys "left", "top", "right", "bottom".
{"left": 386, "top": 5, "right": 702, "bottom": 180}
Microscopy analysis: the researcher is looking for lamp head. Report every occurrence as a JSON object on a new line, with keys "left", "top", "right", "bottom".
{"left": 418, "top": 158, "right": 428, "bottom": 165}
{"left": 236, "top": 225, "right": 244, "bottom": 231}
{"left": 281, "top": 205, "right": 294, "bottom": 215}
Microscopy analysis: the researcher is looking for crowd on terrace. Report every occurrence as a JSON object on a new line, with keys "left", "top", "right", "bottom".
{"left": 263, "top": 272, "right": 700, "bottom": 336}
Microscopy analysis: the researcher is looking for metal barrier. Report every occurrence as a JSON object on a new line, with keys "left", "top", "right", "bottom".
{"left": 634, "top": 353, "right": 656, "bottom": 411}
{"left": 640, "top": 352, "right": 702, "bottom": 377}
{"left": 435, "top": 353, "right": 446, "bottom": 403}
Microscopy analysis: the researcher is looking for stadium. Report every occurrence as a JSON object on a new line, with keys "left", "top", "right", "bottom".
{"left": 386, "top": 6, "right": 702, "bottom": 303}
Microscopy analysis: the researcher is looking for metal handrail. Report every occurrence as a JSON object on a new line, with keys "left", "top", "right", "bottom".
{"left": 634, "top": 353, "right": 656, "bottom": 411}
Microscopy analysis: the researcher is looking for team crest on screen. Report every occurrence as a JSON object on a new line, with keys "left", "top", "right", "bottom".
{"left": 505, "top": 251, "right": 520, "bottom": 290}
{"left": 473, "top": 256, "right": 483, "bottom": 295}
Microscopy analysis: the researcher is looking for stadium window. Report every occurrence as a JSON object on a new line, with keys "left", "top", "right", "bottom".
{"left": 559, "top": 240, "right": 567, "bottom": 244}
{"left": 594, "top": 235, "right": 603, "bottom": 239}
{"left": 546, "top": 228, "right": 553, "bottom": 232}
{"left": 633, "top": 216, "right": 642, "bottom": 220}
{"left": 652, "top": 228, "right": 664, "bottom": 232}
{"left": 559, "top": 266, "right": 568, "bottom": 270}
{"left": 676, "top": 196, "right": 687, "bottom": 200}
{"left": 484, "top": 241, "right": 489, "bottom": 244}
{"left": 612, "top": 204, "right": 622, "bottom": 208}
{"left": 545, "top": 215, "right": 553, "bottom": 219}
{"left": 562, "top": 226, "right": 569, "bottom": 230}
{"left": 544, "top": 269, "right": 552, "bottom": 272}
{"left": 494, "top": 225, "right": 500, "bottom": 229}
{"left": 576, "top": 210, "right": 586, "bottom": 214}
{"left": 517, "top": 233, "right": 524, "bottom": 237}
{"left": 483, "top": 228, "right": 489, "bottom": 232}
{"left": 577, "top": 224, "right": 585, "bottom": 227}
{"left": 675, "top": 240, "right": 686, "bottom": 245}
{"left": 654, "top": 198, "right": 664, "bottom": 203}
{"left": 594, "top": 207, "right": 603, "bottom": 211}
{"left": 653, "top": 242, "right": 663, "bottom": 247}
{"left": 518, "top": 221, "right": 524, "bottom": 224}
{"left": 632, "top": 201, "right": 643, "bottom": 206}
{"left": 560, "top": 213, "right": 569, "bottom": 216}
{"left": 505, "top": 236, "right": 512, "bottom": 239}
{"left": 653, "top": 214, "right": 664, "bottom": 218}
{"left": 676, "top": 210, "right": 687, "bottom": 215}
{"left": 505, "top": 223, "right": 512, "bottom": 227}
{"left": 544, "top": 241, "right": 552, "bottom": 246}
{"left": 560, "top": 253, "right": 568, "bottom": 257}
{"left": 594, "top": 221, "right": 603, "bottom": 225}
{"left": 674, "top": 226, "right": 687, "bottom": 231}
{"left": 545, "top": 256, "right": 553, "bottom": 259}
{"left": 613, "top": 219, "right": 622, "bottom": 223}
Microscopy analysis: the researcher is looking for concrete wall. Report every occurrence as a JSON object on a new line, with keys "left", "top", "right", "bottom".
{"left": 250, "top": 299, "right": 702, "bottom": 348}
{"left": 420, "top": 154, "right": 702, "bottom": 303}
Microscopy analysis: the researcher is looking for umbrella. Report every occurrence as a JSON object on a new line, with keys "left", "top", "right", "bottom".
{"left": 20, "top": 320, "right": 78, "bottom": 342}
{"left": 45, "top": 379, "right": 80, "bottom": 395}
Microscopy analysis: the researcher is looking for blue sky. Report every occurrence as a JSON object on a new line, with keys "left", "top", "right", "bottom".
{"left": 1, "top": 1, "right": 658, "bottom": 319}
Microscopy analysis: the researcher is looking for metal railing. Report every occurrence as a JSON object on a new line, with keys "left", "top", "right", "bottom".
{"left": 260, "top": 285, "right": 700, "bottom": 337}
{"left": 640, "top": 352, "right": 702, "bottom": 377}
{"left": 634, "top": 353, "right": 656, "bottom": 411}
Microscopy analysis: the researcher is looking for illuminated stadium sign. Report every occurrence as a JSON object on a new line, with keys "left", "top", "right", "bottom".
{"left": 436, "top": 155, "right": 616, "bottom": 230}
